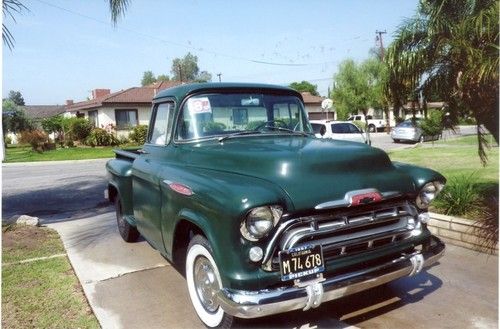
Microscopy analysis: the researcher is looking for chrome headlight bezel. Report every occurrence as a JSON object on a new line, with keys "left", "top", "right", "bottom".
{"left": 240, "top": 205, "right": 283, "bottom": 241}
{"left": 416, "top": 181, "right": 444, "bottom": 209}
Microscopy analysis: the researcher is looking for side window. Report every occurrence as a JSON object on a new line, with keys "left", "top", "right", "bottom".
{"left": 115, "top": 109, "right": 138, "bottom": 130}
{"left": 149, "top": 102, "right": 173, "bottom": 145}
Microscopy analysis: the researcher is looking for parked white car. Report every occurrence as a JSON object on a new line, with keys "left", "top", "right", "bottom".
{"left": 310, "top": 120, "right": 367, "bottom": 144}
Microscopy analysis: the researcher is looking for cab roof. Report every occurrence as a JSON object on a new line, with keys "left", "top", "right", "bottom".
{"left": 153, "top": 82, "right": 302, "bottom": 102}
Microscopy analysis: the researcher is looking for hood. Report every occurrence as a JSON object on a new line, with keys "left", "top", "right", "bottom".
{"left": 178, "top": 136, "right": 415, "bottom": 210}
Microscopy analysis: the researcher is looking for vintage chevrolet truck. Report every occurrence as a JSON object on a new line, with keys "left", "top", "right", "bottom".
{"left": 106, "top": 83, "right": 446, "bottom": 328}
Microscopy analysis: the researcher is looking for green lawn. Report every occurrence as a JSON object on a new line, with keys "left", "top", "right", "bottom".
{"left": 2, "top": 225, "right": 100, "bottom": 329}
{"left": 388, "top": 135, "right": 498, "bottom": 186}
{"left": 4, "top": 144, "right": 117, "bottom": 162}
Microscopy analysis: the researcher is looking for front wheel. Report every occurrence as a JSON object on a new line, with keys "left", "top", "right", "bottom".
{"left": 186, "top": 235, "right": 234, "bottom": 328}
{"left": 368, "top": 124, "right": 376, "bottom": 132}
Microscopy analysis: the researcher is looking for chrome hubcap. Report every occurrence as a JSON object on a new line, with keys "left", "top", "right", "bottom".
{"left": 194, "top": 256, "right": 220, "bottom": 313}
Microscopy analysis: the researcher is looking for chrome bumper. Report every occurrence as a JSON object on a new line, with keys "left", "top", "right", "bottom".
{"left": 217, "top": 236, "right": 445, "bottom": 319}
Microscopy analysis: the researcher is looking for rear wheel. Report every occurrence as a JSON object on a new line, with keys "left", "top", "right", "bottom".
{"left": 186, "top": 235, "right": 234, "bottom": 328}
{"left": 115, "top": 196, "right": 139, "bottom": 242}
{"left": 419, "top": 135, "right": 425, "bottom": 143}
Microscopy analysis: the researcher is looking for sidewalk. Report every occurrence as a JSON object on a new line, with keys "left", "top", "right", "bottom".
{"left": 49, "top": 210, "right": 498, "bottom": 329}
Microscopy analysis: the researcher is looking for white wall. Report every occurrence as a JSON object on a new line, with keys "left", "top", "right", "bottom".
{"left": 81, "top": 106, "right": 151, "bottom": 138}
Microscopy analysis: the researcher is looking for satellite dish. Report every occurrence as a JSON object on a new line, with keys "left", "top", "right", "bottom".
{"left": 321, "top": 99, "right": 333, "bottom": 110}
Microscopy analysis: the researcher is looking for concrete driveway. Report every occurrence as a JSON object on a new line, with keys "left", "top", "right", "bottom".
{"left": 48, "top": 208, "right": 498, "bottom": 329}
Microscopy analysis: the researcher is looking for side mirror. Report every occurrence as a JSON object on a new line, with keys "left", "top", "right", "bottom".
{"left": 320, "top": 126, "right": 326, "bottom": 136}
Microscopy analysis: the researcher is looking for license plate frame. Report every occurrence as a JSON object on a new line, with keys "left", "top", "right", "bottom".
{"left": 279, "top": 245, "right": 325, "bottom": 281}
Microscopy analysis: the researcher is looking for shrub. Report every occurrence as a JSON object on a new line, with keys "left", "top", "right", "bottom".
{"left": 85, "top": 128, "right": 119, "bottom": 147}
{"left": 129, "top": 125, "right": 148, "bottom": 145}
{"left": 202, "top": 122, "right": 226, "bottom": 133}
{"left": 69, "top": 118, "right": 93, "bottom": 141}
{"left": 19, "top": 130, "right": 48, "bottom": 152}
{"left": 4, "top": 136, "right": 12, "bottom": 144}
{"left": 434, "top": 173, "right": 479, "bottom": 216}
{"left": 246, "top": 121, "right": 265, "bottom": 130}
{"left": 420, "top": 111, "right": 443, "bottom": 137}
{"left": 473, "top": 193, "right": 499, "bottom": 253}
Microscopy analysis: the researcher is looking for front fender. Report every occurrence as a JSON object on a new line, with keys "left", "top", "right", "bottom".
{"left": 392, "top": 161, "right": 446, "bottom": 192}
{"left": 161, "top": 166, "right": 293, "bottom": 290}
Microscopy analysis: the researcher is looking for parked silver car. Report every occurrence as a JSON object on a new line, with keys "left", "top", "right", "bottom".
{"left": 391, "top": 118, "right": 428, "bottom": 143}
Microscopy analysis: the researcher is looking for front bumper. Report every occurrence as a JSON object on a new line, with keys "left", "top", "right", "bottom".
{"left": 217, "top": 236, "right": 445, "bottom": 319}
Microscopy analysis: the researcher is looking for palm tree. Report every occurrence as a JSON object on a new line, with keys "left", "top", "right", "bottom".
{"left": 386, "top": 0, "right": 498, "bottom": 164}
{"left": 3, "top": 0, "right": 130, "bottom": 49}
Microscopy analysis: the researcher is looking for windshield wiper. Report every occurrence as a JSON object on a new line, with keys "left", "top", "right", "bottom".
{"left": 260, "top": 126, "right": 311, "bottom": 137}
{"left": 218, "top": 131, "right": 263, "bottom": 142}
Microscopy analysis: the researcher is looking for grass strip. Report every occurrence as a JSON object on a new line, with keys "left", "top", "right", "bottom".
{"left": 2, "top": 225, "right": 100, "bottom": 329}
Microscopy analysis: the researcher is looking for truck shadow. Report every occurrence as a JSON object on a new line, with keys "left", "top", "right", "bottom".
{"left": 232, "top": 267, "right": 443, "bottom": 328}
{"left": 2, "top": 177, "right": 107, "bottom": 222}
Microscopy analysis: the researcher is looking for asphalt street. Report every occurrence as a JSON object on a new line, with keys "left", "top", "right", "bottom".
{"left": 2, "top": 158, "right": 109, "bottom": 220}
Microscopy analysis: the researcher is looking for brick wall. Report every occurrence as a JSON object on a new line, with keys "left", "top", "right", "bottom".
{"left": 428, "top": 212, "right": 498, "bottom": 255}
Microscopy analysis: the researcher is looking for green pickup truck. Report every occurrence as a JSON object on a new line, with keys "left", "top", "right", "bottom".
{"left": 106, "top": 83, "right": 446, "bottom": 328}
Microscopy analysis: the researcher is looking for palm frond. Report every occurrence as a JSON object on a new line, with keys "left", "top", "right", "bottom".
{"left": 109, "top": 0, "right": 130, "bottom": 25}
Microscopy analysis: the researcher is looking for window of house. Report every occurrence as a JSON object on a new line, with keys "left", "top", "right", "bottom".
{"left": 115, "top": 109, "right": 138, "bottom": 130}
{"left": 88, "top": 110, "right": 98, "bottom": 127}
{"left": 232, "top": 108, "right": 248, "bottom": 125}
{"left": 149, "top": 102, "right": 173, "bottom": 145}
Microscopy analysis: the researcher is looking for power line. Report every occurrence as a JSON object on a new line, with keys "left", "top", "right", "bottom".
{"left": 32, "top": 0, "right": 340, "bottom": 67}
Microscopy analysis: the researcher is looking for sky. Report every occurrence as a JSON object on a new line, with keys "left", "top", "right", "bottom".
{"left": 3, "top": 0, "right": 420, "bottom": 105}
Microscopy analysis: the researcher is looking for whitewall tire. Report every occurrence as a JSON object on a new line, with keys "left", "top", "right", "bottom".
{"left": 186, "top": 235, "right": 233, "bottom": 328}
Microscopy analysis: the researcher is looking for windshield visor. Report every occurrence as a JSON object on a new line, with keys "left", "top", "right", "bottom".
{"left": 175, "top": 93, "right": 312, "bottom": 141}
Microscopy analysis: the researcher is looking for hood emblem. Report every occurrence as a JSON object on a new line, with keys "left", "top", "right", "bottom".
{"left": 315, "top": 188, "right": 391, "bottom": 210}
{"left": 348, "top": 190, "right": 383, "bottom": 206}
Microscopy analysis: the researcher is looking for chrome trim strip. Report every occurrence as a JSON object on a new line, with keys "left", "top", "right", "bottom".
{"left": 218, "top": 236, "right": 445, "bottom": 319}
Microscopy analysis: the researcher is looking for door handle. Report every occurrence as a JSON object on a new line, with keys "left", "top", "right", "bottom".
{"left": 137, "top": 149, "right": 149, "bottom": 154}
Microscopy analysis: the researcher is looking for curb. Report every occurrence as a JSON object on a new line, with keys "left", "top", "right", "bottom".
{"left": 428, "top": 212, "right": 498, "bottom": 255}
{"left": 2, "top": 158, "right": 112, "bottom": 167}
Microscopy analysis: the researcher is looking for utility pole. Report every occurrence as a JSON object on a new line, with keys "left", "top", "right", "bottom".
{"left": 375, "top": 30, "right": 387, "bottom": 61}
{"left": 217, "top": 73, "right": 222, "bottom": 82}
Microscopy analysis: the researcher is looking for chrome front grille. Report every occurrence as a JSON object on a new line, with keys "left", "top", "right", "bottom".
{"left": 263, "top": 202, "right": 419, "bottom": 271}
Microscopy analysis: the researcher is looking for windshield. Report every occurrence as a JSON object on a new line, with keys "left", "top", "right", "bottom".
{"left": 331, "top": 123, "right": 361, "bottom": 134}
{"left": 176, "top": 93, "right": 313, "bottom": 141}
{"left": 397, "top": 119, "right": 420, "bottom": 128}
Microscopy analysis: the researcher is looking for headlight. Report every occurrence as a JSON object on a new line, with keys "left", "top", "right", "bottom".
{"left": 240, "top": 205, "right": 283, "bottom": 241}
{"left": 416, "top": 181, "right": 444, "bottom": 209}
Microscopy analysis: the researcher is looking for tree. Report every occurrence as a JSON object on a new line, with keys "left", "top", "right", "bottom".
{"left": 386, "top": 0, "right": 498, "bottom": 164}
{"left": 195, "top": 71, "right": 212, "bottom": 83}
{"left": 8, "top": 90, "right": 25, "bottom": 105}
{"left": 141, "top": 71, "right": 157, "bottom": 86}
{"left": 331, "top": 57, "right": 388, "bottom": 131}
{"left": 156, "top": 74, "right": 170, "bottom": 82}
{"left": 2, "top": 99, "right": 33, "bottom": 136}
{"left": 289, "top": 81, "right": 319, "bottom": 96}
{"left": 171, "top": 52, "right": 200, "bottom": 82}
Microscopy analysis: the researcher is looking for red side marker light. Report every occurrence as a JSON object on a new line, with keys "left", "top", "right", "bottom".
{"left": 168, "top": 183, "right": 193, "bottom": 196}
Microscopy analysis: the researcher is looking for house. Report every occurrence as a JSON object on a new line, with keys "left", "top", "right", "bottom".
{"left": 65, "top": 81, "right": 182, "bottom": 136}
{"left": 300, "top": 92, "right": 336, "bottom": 120}
{"left": 22, "top": 105, "right": 67, "bottom": 122}
{"left": 65, "top": 84, "right": 333, "bottom": 136}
